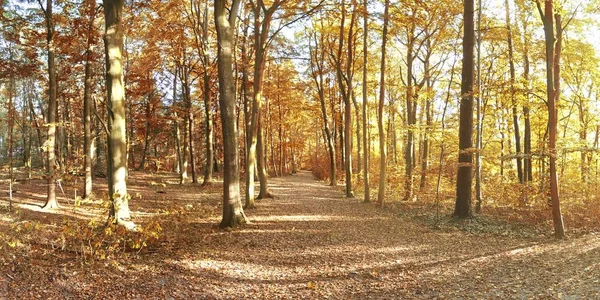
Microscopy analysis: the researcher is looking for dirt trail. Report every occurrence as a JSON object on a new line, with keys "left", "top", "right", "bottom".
{"left": 172, "top": 171, "right": 600, "bottom": 299}
{"left": 2, "top": 171, "right": 600, "bottom": 299}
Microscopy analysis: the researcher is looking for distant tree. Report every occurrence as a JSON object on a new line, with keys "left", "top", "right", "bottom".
{"left": 308, "top": 24, "right": 337, "bottom": 187}
{"left": 215, "top": 0, "right": 248, "bottom": 228}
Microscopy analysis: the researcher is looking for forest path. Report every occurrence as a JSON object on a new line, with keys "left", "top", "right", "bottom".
{"left": 2, "top": 171, "right": 600, "bottom": 299}
{"left": 169, "top": 170, "right": 600, "bottom": 299}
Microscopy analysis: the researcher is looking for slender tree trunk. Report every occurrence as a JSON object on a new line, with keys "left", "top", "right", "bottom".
{"left": 8, "top": 59, "right": 15, "bottom": 210}
{"left": 215, "top": 0, "right": 247, "bottom": 228}
{"left": 420, "top": 65, "right": 432, "bottom": 191}
{"left": 104, "top": 0, "right": 133, "bottom": 227}
{"left": 404, "top": 19, "right": 416, "bottom": 201}
{"left": 362, "top": 0, "right": 370, "bottom": 202}
{"left": 203, "top": 74, "right": 214, "bottom": 185}
{"left": 188, "top": 105, "right": 197, "bottom": 183}
{"left": 42, "top": 0, "right": 58, "bottom": 210}
{"left": 257, "top": 117, "right": 271, "bottom": 199}
{"left": 83, "top": 15, "right": 95, "bottom": 199}
{"left": 474, "top": 0, "right": 483, "bottom": 212}
{"left": 520, "top": 10, "right": 533, "bottom": 183}
{"left": 454, "top": 0, "right": 475, "bottom": 218}
{"left": 537, "top": 0, "right": 565, "bottom": 238}
{"left": 179, "top": 67, "right": 189, "bottom": 184}
{"left": 505, "top": 0, "right": 523, "bottom": 183}
{"left": 197, "top": 1, "right": 214, "bottom": 185}
{"left": 377, "top": 0, "right": 389, "bottom": 205}
{"left": 335, "top": 0, "right": 354, "bottom": 198}
{"left": 137, "top": 94, "right": 151, "bottom": 171}
{"left": 27, "top": 90, "right": 45, "bottom": 168}
{"left": 309, "top": 30, "right": 337, "bottom": 186}
{"left": 246, "top": 0, "right": 279, "bottom": 208}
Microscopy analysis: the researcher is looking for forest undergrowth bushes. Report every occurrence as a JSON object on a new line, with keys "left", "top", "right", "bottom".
{"left": 0, "top": 203, "right": 164, "bottom": 262}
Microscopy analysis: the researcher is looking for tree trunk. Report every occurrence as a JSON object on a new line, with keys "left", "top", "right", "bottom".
{"left": 257, "top": 118, "right": 271, "bottom": 199}
{"left": 42, "top": 0, "right": 58, "bottom": 210}
{"left": 377, "top": 0, "right": 389, "bottom": 206}
{"left": 362, "top": 0, "right": 370, "bottom": 202}
{"left": 8, "top": 58, "right": 15, "bottom": 210}
{"left": 202, "top": 72, "right": 214, "bottom": 185}
{"left": 505, "top": 0, "right": 523, "bottom": 183}
{"left": 404, "top": 18, "right": 416, "bottom": 201}
{"left": 309, "top": 30, "right": 336, "bottom": 186}
{"left": 522, "top": 26, "right": 533, "bottom": 182}
{"left": 474, "top": 0, "right": 483, "bottom": 212}
{"left": 27, "top": 88, "right": 45, "bottom": 168}
{"left": 420, "top": 63, "right": 432, "bottom": 191}
{"left": 83, "top": 27, "right": 94, "bottom": 199}
{"left": 537, "top": 0, "right": 565, "bottom": 238}
{"left": 335, "top": 0, "right": 354, "bottom": 198}
{"left": 188, "top": 107, "right": 197, "bottom": 183}
{"left": 215, "top": 0, "right": 247, "bottom": 228}
{"left": 137, "top": 93, "right": 152, "bottom": 171}
{"left": 104, "top": 0, "right": 134, "bottom": 228}
{"left": 454, "top": 0, "right": 475, "bottom": 218}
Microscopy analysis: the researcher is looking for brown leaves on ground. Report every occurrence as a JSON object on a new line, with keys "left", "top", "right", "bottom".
{"left": 1, "top": 171, "right": 599, "bottom": 299}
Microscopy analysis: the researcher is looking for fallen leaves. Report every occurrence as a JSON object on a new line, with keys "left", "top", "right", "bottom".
{"left": 0, "top": 171, "right": 599, "bottom": 298}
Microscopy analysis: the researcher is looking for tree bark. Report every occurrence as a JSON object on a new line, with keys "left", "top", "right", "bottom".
{"left": 474, "top": 0, "right": 483, "bottom": 212}
{"left": 257, "top": 117, "right": 271, "bottom": 199}
{"left": 362, "top": 0, "right": 370, "bottom": 202}
{"left": 215, "top": 0, "right": 247, "bottom": 228}
{"left": 104, "top": 0, "right": 134, "bottom": 228}
{"left": 505, "top": 0, "right": 523, "bottom": 183}
{"left": 377, "top": 0, "right": 389, "bottom": 206}
{"left": 334, "top": 0, "right": 354, "bottom": 198}
{"left": 83, "top": 8, "right": 95, "bottom": 199}
{"left": 309, "top": 30, "right": 336, "bottom": 186}
{"left": 41, "top": 0, "right": 58, "bottom": 210}
{"left": 404, "top": 16, "right": 416, "bottom": 202}
{"left": 454, "top": 0, "right": 475, "bottom": 218}
{"left": 536, "top": 0, "right": 565, "bottom": 238}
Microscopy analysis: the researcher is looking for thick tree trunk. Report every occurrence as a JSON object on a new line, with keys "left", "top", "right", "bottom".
{"left": 42, "top": 0, "right": 58, "bottom": 210}
{"left": 454, "top": 0, "right": 475, "bottom": 218}
{"left": 215, "top": 0, "right": 247, "bottom": 228}
{"left": 377, "top": 0, "right": 389, "bottom": 206}
{"left": 104, "top": 0, "right": 133, "bottom": 228}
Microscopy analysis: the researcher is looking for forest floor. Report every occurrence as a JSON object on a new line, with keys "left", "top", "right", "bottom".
{"left": 0, "top": 170, "right": 599, "bottom": 299}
